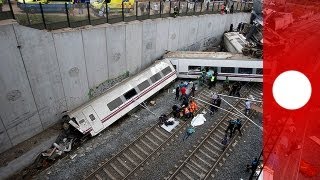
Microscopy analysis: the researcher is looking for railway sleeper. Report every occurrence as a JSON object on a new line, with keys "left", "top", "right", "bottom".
{"left": 202, "top": 144, "right": 220, "bottom": 157}
{"left": 103, "top": 167, "right": 117, "bottom": 180}
{"left": 198, "top": 149, "right": 217, "bottom": 162}
{"left": 134, "top": 143, "right": 151, "bottom": 156}
{"left": 145, "top": 135, "right": 160, "bottom": 146}
{"left": 189, "top": 158, "right": 209, "bottom": 172}
{"left": 122, "top": 153, "right": 139, "bottom": 166}
{"left": 110, "top": 162, "right": 126, "bottom": 177}
{"left": 194, "top": 153, "right": 212, "bottom": 167}
{"left": 184, "top": 163, "right": 203, "bottom": 178}
{"left": 206, "top": 140, "right": 223, "bottom": 152}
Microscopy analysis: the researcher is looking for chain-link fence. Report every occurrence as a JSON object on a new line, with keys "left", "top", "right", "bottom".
{"left": 0, "top": 0, "right": 253, "bottom": 30}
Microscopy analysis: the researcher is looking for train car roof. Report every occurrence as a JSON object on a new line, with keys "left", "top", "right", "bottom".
{"left": 163, "top": 51, "right": 262, "bottom": 61}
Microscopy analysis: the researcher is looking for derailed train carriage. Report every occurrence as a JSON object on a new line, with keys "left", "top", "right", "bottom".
{"left": 67, "top": 59, "right": 177, "bottom": 136}
{"left": 164, "top": 51, "right": 264, "bottom": 82}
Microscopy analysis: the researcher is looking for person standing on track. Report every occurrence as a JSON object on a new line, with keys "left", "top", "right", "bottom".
{"left": 180, "top": 86, "right": 187, "bottom": 100}
{"left": 190, "top": 84, "right": 196, "bottom": 97}
{"left": 175, "top": 86, "right": 180, "bottom": 100}
{"left": 225, "top": 119, "right": 236, "bottom": 137}
{"left": 245, "top": 99, "right": 252, "bottom": 115}
{"left": 213, "top": 95, "right": 221, "bottom": 112}
{"left": 233, "top": 118, "right": 242, "bottom": 136}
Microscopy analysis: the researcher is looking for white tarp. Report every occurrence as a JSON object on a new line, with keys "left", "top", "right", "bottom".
{"left": 161, "top": 118, "right": 179, "bottom": 132}
{"left": 191, "top": 114, "right": 206, "bottom": 127}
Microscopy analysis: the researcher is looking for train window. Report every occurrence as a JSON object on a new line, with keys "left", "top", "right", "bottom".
{"left": 221, "top": 67, "right": 235, "bottom": 73}
{"left": 124, "top": 88, "right": 137, "bottom": 100}
{"left": 89, "top": 114, "right": 95, "bottom": 121}
{"left": 161, "top": 66, "right": 172, "bottom": 76}
{"left": 150, "top": 73, "right": 162, "bottom": 83}
{"left": 238, "top": 68, "right": 253, "bottom": 74}
{"left": 256, "top": 68, "right": 263, "bottom": 74}
{"left": 138, "top": 80, "right": 150, "bottom": 91}
{"left": 107, "top": 97, "right": 123, "bottom": 111}
{"left": 188, "top": 66, "right": 201, "bottom": 72}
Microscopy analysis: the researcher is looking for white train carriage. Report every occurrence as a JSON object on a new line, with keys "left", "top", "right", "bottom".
{"left": 224, "top": 32, "right": 248, "bottom": 53}
{"left": 67, "top": 59, "right": 177, "bottom": 136}
{"left": 164, "top": 51, "right": 263, "bottom": 82}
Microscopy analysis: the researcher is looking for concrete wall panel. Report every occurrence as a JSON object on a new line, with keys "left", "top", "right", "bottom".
{"left": 14, "top": 25, "right": 67, "bottom": 129}
{"left": 53, "top": 31, "right": 89, "bottom": 110}
{"left": 82, "top": 27, "right": 109, "bottom": 89}
{"left": 187, "top": 16, "right": 199, "bottom": 47}
{"left": 196, "top": 15, "right": 207, "bottom": 42}
{"left": 0, "top": 24, "right": 42, "bottom": 147}
{"left": 125, "top": 21, "right": 142, "bottom": 75}
{"left": 7, "top": 115, "right": 42, "bottom": 145}
{"left": 106, "top": 24, "right": 127, "bottom": 78}
{"left": 0, "top": 118, "right": 12, "bottom": 153}
{"left": 178, "top": 17, "right": 189, "bottom": 50}
{"left": 142, "top": 20, "right": 157, "bottom": 68}
{"left": 167, "top": 17, "right": 180, "bottom": 51}
{"left": 155, "top": 18, "right": 169, "bottom": 60}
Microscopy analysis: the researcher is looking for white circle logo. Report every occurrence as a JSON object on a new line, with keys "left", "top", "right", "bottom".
{"left": 272, "top": 70, "right": 312, "bottom": 110}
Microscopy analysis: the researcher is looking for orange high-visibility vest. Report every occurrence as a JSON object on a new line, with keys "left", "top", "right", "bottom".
{"left": 189, "top": 102, "right": 198, "bottom": 113}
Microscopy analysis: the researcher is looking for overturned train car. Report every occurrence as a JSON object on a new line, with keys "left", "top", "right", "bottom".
{"left": 67, "top": 59, "right": 177, "bottom": 136}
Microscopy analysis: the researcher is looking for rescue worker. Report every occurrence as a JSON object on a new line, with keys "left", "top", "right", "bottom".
{"left": 223, "top": 76, "right": 230, "bottom": 92}
{"left": 230, "top": 4, "right": 234, "bottom": 13}
{"left": 221, "top": 134, "right": 229, "bottom": 150}
{"left": 172, "top": 105, "right": 181, "bottom": 118}
{"left": 225, "top": 119, "right": 236, "bottom": 137}
{"left": 189, "top": 99, "right": 198, "bottom": 118}
{"left": 229, "top": 82, "right": 239, "bottom": 96}
{"left": 229, "top": 23, "right": 234, "bottom": 32}
{"left": 213, "top": 95, "right": 221, "bottom": 112}
{"left": 183, "top": 126, "right": 195, "bottom": 141}
{"left": 208, "top": 75, "right": 215, "bottom": 89}
{"left": 199, "top": 69, "right": 206, "bottom": 86}
{"left": 246, "top": 158, "right": 259, "bottom": 173}
{"left": 245, "top": 99, "right": 251, "bottom": 115}
{"left": 190, "top": 84, "right": 196, "bottom": 97}
{"left": 183, "top": 105, "right": 191, "bottom": 119}
{"left": 181, "top": 96, "right": 189, "bottom": 107}
{"left": 235, "top": 82, "right": 242, "bottom": 97}
{"left": 233, "top": 118, "right": 242, "bottom": 136}
{"left": 175, "top": 86, "right": 180, "bottom": 100}
{"left": 237, "top": 22, "right": 242, "bottom": 32}
{"left": 0, "top": 0, "right": 3, "bottom": 12}
{"left": 180, "top": 86, "right": 187, "bottom": 100}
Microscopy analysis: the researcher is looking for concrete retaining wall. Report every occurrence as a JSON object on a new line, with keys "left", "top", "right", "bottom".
{"left": 0, "top": 13, "right": 250, "bottom": 153}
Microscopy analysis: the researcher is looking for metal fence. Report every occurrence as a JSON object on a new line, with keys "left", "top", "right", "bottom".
{"left": 0, "top": 0, "right": 253, "bottom": 30}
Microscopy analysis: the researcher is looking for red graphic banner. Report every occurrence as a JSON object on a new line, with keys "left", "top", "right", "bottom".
{"left": 263, "top": 0, "right": 320, "bottom": 179}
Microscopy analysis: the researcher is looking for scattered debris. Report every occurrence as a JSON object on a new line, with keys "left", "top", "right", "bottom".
{"left": 70, "top": 154, "right": 77, "bottom": 160}
{"left": 150, "top": 101, "right": 156, "bottom": 106}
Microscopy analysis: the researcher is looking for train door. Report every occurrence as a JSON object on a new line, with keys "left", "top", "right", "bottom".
{"left": 82, "top": 106, "right": 103, "bottom": 134}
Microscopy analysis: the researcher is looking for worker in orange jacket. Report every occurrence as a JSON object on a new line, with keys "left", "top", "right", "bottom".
{"left": 189, "top": 99, "right": 198, "bottom": 118}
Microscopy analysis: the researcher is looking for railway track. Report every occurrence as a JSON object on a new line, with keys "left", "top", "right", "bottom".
{"left": 166, "top": 83, "right": 262, "bottom": 180}
{"left": 84, "top": 82, "right": 245, "bottom": 180}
